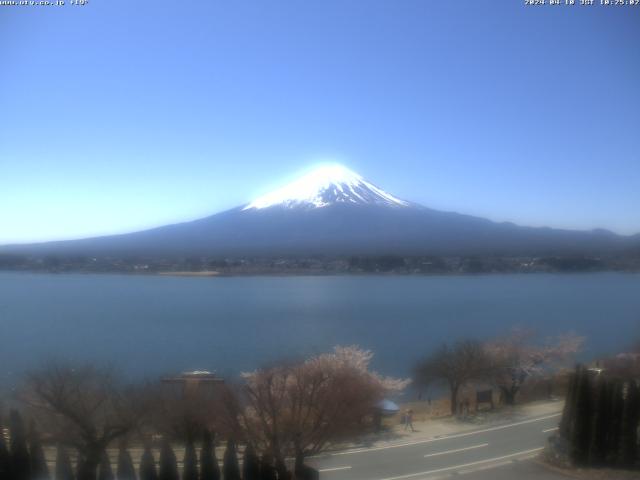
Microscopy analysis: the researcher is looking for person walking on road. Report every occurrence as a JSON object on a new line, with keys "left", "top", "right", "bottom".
{"left": 404, "top": 409, "right": 415, "bottom": 432}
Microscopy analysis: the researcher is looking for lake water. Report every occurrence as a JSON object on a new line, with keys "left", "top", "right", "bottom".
{"left": 1, "top": 272, "right": 639, "bottom": 385}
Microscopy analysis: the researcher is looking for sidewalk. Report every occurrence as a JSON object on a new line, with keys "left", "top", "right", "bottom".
{"left": 324, "top": 399, "right": 565, "bottom": 454}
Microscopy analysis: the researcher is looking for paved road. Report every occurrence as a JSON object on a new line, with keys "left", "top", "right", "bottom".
{"left": 308, "top": 413, "right": 568, "bottom": 480}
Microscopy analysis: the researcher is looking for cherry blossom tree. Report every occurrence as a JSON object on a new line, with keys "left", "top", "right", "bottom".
{"left": 239, "top": 346, "right": 409, "bottom": 459}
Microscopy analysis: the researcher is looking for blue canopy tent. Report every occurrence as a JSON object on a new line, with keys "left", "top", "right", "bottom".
{"left": 376, "top": 399, "right": 400, "bottom": 417}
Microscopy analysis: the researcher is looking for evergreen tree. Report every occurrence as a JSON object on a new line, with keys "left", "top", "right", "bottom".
{"left": 158, "top": 440, "right": 178, "bottom": 480}
{"left": 618, "top": 381, "right": 640, "bottom": 467}
{"left": 222, "top": 440, "right": 240, "bottom": 480}
{"left": 587, "top": 376, "right": 609, "bottom": 466}
{"left": 294, "top": 448, "right": 304, "bottom": 480}
{"left": 274, "top": 456, "right": 290, "bottom": 480}
{"left": 258, "top": 453, "right": 276, "bottom": 480}
{"left": 78, "top": 447, "right": 107, "bottom": 480}
{"left": 55, "top": 445, "right": 75, "bottom": 480}
{"left": 569, "top": 367, "right": 592, "bottom": 465}
{"left": 182, "top": 437, "right": 198, "bottom": 480}
{"left": 139, "top": 445, "right": 158, "bottom": 480}
{"left": 0, "top": 430, "right": 10, "bottom": 480}
{"left": 632, "top": 381, "right": 640, "bottom": 466}
{"left": 242, "top": 444, "right": 260, "bottom": 480}
{"left": 98, "top": 451, "right": 115, "bottom": 480}
{"left": 559, "top": 367, "right": 578, "bottom": 440}
{"left": 28, "top": 422, "right": 50, "bottom": 480}
{"left": 76, "top": 452, "right": 85, "bottom": 480}
{"left": 606, "top": 381, "right": 624, "bottom": 465}
{"left": 9, "top": 410, "right": 31, "bottom": 480}
{"left": 117, "top": 447, "right": 137, "bottom": 480}
{"left": 199, "top": 430, "right": 219, "bottom": 480}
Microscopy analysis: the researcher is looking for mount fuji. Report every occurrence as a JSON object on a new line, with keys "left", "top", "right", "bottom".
{"left": 2, "top": 165, "right": 638, "bottom": 258}
{"left": 242, "top": 164, "right": 410, "bottom": 210}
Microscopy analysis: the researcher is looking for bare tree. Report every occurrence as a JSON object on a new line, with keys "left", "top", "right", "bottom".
{"left": 600, "top": 351, "right": 640, "bottom": 380}
{"left": 415, "top": 340, "right": 490, "bottom": 415}
{"left": 20, "top": 363, "right": 149, "bottom": 480}
{"left": 151, "top": 386, "right": 212, "bottom": 442}
{"left": 239, "top": 346, "right": 409, "bottom": 459}
{"left": 609, "top": 333, "right": 640, "bottom": 378}
{"left": 148, "top": 376, "right": 238, "bottom": 444}
{"left": 484, "top": 329, "right": 584, "bottom": 405}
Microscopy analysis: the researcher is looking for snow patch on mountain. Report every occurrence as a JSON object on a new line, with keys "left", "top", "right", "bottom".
{"left": 242, "top": 164, "right": 409, "bottom": 210}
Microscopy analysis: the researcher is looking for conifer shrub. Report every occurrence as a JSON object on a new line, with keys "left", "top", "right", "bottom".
{"left": 222, "top": 439, "right": 241, "bottom": 480}
{"left": 242, "top": 443, "right": 260, "bottom": 480}
{"left": 587, "top": 376, "right": 609, "bottom": 466}
{"left": 28, "top": 423, "right": 50, "bottom": 480}
{"left": 182, "top": 437, "right": 198, "bottom": 480}
{"left": 556, "top": 365, "right": 640, "bottom": 469}
{"left": 98, "top": 451, "right": 114, "bottom": 480}
{"left": 139, "top": 445, "right": 158, "bottom": 480}
{"left": 618, "top": 381, "right": 640, "bottom": 467}
{"left": 0, "top": 431, "right": 11, "bottom": 480}
{"left": 117, "top": 447, "right": 137, "bottom": 480}
{"left": 158, "top": 440, "right": 179, "bottom": 480}
{"left": 55, "top": 445, "right": 75, "bottom": 480}
{"left": 569, "top": 367, "right": 592, "bottom": 465}
{"left": 259, "top": 453, "right": 277, "bottom": 480}
{"left": 9, "top": 410, "right": 31, "bottom": 480}
{"left": 199, "top": 430, "right": 219, "bottom": 480}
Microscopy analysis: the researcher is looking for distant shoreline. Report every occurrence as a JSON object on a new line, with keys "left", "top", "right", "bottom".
{"left": 1, "top": 268, "right": 640, "bottom": 278}
{"left": 1, "top": 252, "right": 639, "bottom": 277}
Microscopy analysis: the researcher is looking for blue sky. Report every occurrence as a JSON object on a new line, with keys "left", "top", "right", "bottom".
{"left": 1, "top": 1, "right": 639, "bottom": 244}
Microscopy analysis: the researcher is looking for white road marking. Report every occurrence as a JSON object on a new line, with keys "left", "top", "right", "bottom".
{"left": 319, "top": 466, "right": 352, "bottom": 472}
{"left": 330, "top": 413, "right": 561, "bottom": 456}
{"left": 458, "top": 450, "right": 541, "bottom": 474}
{"left": 543, "top": 427, "right": 558, "bottom": 433}
{"left": 378, "top": 447, "right": 544, "bottom": 480}
{"left": 457, "top": 459, "right": 513, "bottom": 475}
{"left": 423, "top": 443, "right": 488, "bottom": 458}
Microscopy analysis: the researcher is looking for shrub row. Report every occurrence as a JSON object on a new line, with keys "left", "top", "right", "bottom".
{"left": 0, "top": 411, "right": 316, "bottom": 480}
{"left": 559, "top": 365, "right": 640, "bottom": 468}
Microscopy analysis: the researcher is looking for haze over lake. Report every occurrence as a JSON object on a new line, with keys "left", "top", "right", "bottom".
{"left": 1, "top": 272, "right": 639, "bottom": 386}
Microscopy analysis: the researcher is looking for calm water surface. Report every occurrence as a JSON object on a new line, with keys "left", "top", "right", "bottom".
{"left": 1, "top": 272, "right": 639, "bottom": 384}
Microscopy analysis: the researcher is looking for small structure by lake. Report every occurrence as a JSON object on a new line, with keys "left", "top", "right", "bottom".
{"left": 161, "top": 370, "right": 224, "bottom": 396}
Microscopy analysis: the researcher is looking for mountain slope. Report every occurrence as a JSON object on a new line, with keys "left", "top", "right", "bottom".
{"left": 2, "top": 165, "right": 638, "bottom": 257}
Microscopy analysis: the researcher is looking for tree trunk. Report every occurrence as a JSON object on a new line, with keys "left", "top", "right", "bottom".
{"left": 450, "top": 385, "right": 459, "bottom": 416}
{"left": 500, "top": 386, "right": 517, "bottom": 406}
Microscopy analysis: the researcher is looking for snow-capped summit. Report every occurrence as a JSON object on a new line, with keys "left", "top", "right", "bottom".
{"left": 242, "top": 164, "right": 409, "bottom": 210}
